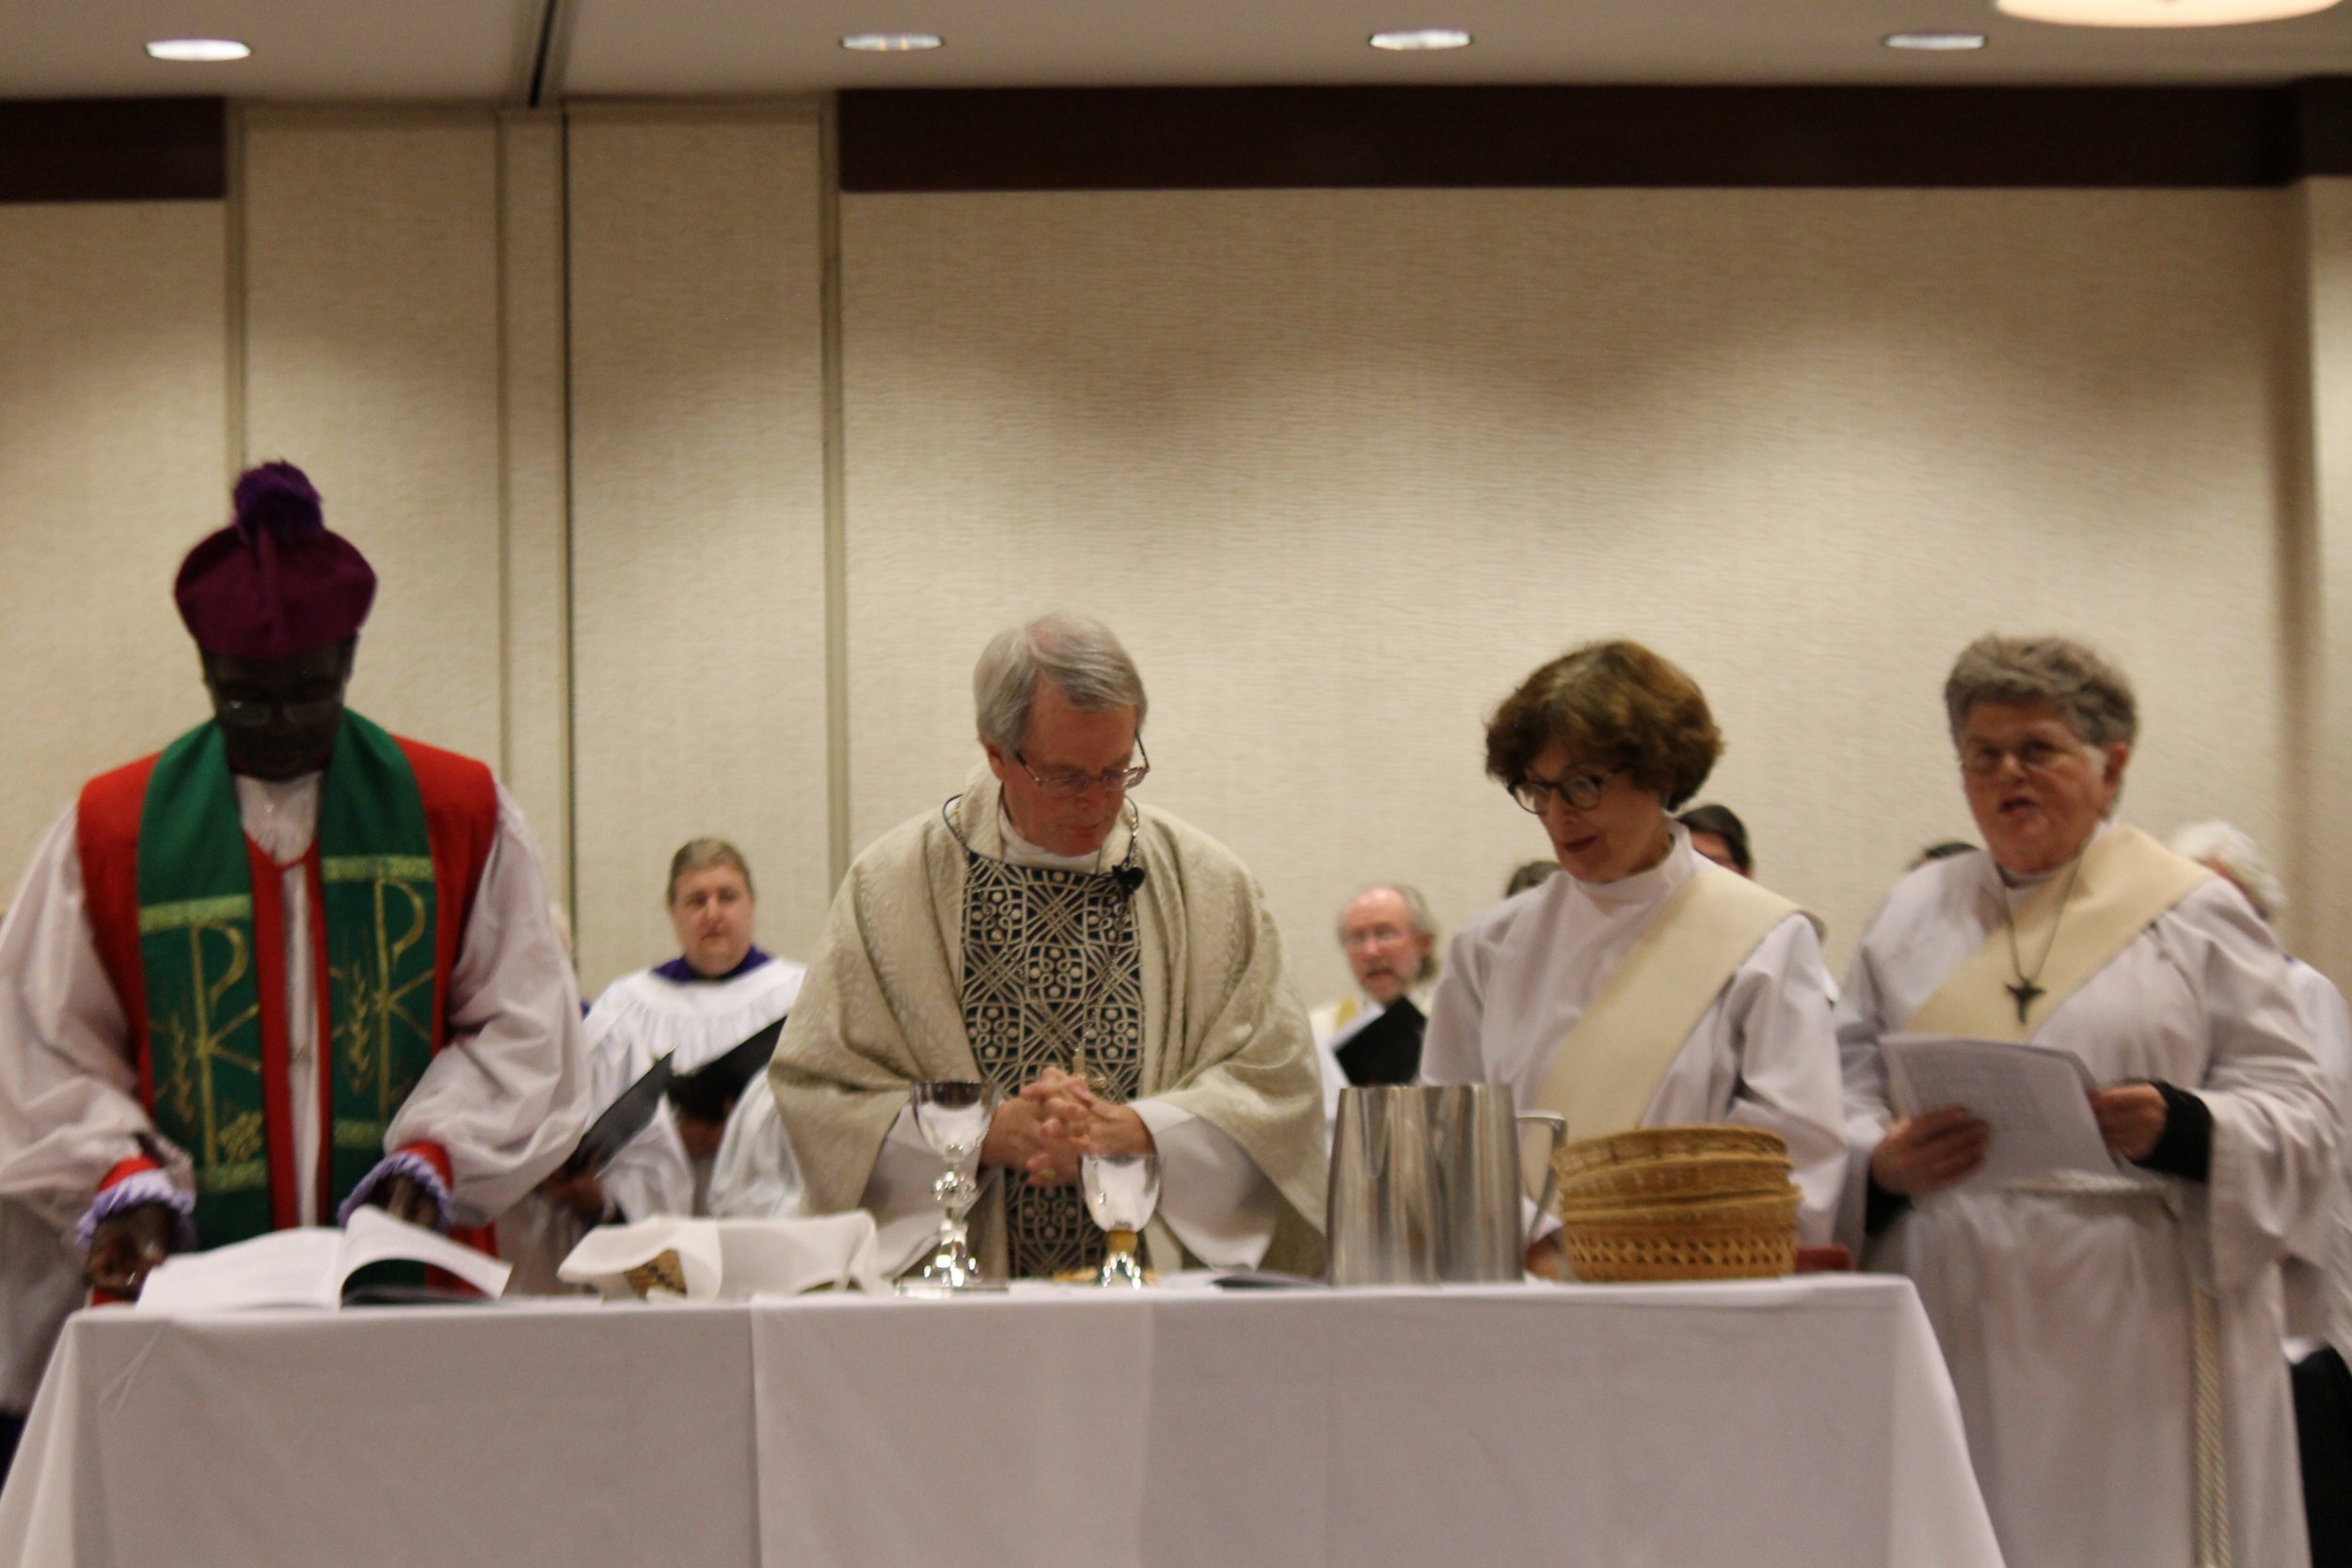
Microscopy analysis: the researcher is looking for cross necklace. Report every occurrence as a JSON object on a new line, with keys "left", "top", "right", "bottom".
{"left": 1999, "top": 850, "right": 2085, "bottom": 1025}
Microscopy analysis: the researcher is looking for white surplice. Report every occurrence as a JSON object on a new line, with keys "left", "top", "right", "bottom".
{"left": 0, "top": 774, "right": 590, "bottom": 1247}
{"left": 854, "top": 805, "right": 1284, "bottom": 1277}
{"left": 2282, "top": 959, "right": 2352, "bottom": 1367}
{"left": 1421, "top": 825, "right": 1848, "bottom": 1244}
{"left": 707, "top": 1078, "right": 803, "bottom": 1219}
{"left": 499, "top": 956, "right": 803, "bottom": 1293}
{"left": 1836, "top": 839, "right": 2339, "bottom": 1568}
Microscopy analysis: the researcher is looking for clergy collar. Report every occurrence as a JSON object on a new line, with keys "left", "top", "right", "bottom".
{"left": 945, "top": 766, "right": 1138, "bottom": 871}
{"left": 1565, "top": 818, "right": 1697, "bottom": 911}
{"left": 653, "top": 946, "right": 773, "bottom": 984}
{"left": 1990, "top": 818, "right": 2110, "bottom": 893}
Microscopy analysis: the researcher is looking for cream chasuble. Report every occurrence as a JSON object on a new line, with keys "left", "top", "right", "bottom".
{"left": 770, "top": 771, "right": 1327, "bottom": 1280}
{"left": 1836, "top": 825, "right": 2340, "bottom": 1568}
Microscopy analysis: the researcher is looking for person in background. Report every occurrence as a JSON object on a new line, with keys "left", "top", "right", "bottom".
{"left": 0, "top": 461, "right": 587, "bottom": 1308}
{"left": 1310, "top": 884, "right": 1440, "bottom": 1123}
{"left": 1422, "top": 640, "right": 1846, "bottom": 1268}
{"left": 1677, "top": 802, "right": 1755, "bottom": 879}
{"left": 502, "top": 840, "right": 804, "bottom": 1290}
{"left": 1504, "top": 860, "right": 1558, "bottom": 897}
{"left": 771, "top": 614, "right": 1326, "bottom": 1280}
{"left": 2169, "top": 817, "right": 2352, "bottom": 1568}
{"left": 1836, "top": 636, "right": 2336, "bottom": 1568}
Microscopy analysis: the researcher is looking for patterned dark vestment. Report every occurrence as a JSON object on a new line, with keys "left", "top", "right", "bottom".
{"left": 959, "top": 852, "right": 1145, "bottom": 1278}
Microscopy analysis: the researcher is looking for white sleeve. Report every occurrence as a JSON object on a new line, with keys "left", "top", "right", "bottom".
{"left": 1830, "top": 933, "right": 1899, "bottom": 1255}
{"left": 575, "top": 999, "right": 694, "bottom": 1224}
{"left": 383, "top": 784, "right": 591, "bottom": 1227}
{"left": 1129, "top": 1099, "right": 1280, "bottom": 1270}
{"left": 1711, "top": 915, "right": 1849, "bottom": 1247}
{"left": 1419, "top": 921, "right": 1499, "bottom": 1087}
{"left": 0, "top": 805, "right": 158, "bottom": 1240}
{"left": 707, "top": 1082, "right": 804, "bottom": 1220}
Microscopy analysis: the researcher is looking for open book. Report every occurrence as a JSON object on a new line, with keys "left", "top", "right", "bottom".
{"left": 1882, "top": 1034, "right": 2122, "bottom": 1189}
{"left": 135, "top": 1208, "right": 512, "bottom": 1313}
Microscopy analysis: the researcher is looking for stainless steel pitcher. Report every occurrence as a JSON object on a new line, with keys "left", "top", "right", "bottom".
{"left": 1428, "top": 1084, "right": 1565, "bottom": 1283}
{"left": 1327, "top": 1085, "right": 1566, "bottom": 1286}
{"left": 1327, "top": 1085, "right": 1440, "bottom": 1287}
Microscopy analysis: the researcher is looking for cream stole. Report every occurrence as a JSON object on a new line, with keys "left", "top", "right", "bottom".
{"left": 1531, "top": 863, "right": 1808, "bottom": 1140}
{"left": 1903, "top": 823, "right": 2213, "bottom": 1042}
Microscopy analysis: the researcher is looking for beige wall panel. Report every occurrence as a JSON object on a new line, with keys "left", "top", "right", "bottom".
{"left": 242, "top": 112, "right": 507, "bottom": 776}
{"left": 0, "top": 203, "right": 227, "bottom": 892}
{"left": 567, "top": 111, "right": 831, "bottom": 993}
{"left": 497, "top": 113, "right": 574, "bottom": 908}
{"left": 2304, "top": 177, "right": 2352, "bottom": 987}
{"left": 841, "top": 188, "right": 2298, "bottom": 1004}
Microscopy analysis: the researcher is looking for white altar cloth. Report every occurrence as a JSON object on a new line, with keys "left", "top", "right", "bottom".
{"left": 0, "top": 1275, "right": 1999, "bottom": 1568}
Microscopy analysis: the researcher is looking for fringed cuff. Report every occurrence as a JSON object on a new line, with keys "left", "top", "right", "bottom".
{"left": 77, "top": 1167, "right": 197, "bottom": 1253}
{"left": 337, "top": 1148, "right": 455, "bottom": 1232}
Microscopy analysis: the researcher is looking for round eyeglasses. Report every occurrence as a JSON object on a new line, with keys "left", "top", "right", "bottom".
{"left": 1509, "top": 768, "right": 1613, "bottom": 815}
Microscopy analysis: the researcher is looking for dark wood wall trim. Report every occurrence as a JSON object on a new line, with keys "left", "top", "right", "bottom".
{"left": 842, "top": 80, "right": 2352, "bottom": 193}
{"left": 0, "top": 98, "right": 227, "bottom": 203}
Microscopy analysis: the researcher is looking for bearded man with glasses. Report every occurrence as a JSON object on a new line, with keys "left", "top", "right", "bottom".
{"left": 1420, "top": 640, "right": 1847, "bottom": 1275}
{"left": 771, "top": 613, "right": 1326, "bottom": 1282}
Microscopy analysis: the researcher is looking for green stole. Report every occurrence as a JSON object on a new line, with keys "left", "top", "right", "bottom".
{"left": 135, "top": 714, "right": 438, "bottom": 1244}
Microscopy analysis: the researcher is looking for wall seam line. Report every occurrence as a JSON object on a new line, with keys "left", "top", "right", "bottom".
{"left": 818, "top": 92, "right": 852, "bottom": 891}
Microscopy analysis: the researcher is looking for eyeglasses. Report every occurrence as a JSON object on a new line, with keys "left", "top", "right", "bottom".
{"left": 1509, "top": 768, "right": 1613, "bottom": 815}
{"left": 1959, "top": 737, "right": 2084, "bottom": 779}
{"left": 210, "top": 691, "right": 344, "bottom": 729}
{"left": 1015, "top": 736, "right": 1151, "bottom": 800}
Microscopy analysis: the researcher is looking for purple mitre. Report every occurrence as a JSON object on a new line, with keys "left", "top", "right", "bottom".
{"left": 174, "top": 460, "right": 376, "bottom": 658}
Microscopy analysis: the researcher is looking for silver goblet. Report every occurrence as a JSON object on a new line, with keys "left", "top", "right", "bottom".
{"left": 898, "top": 1080, "right": 1008, "bottom": 1296}
{"left": 1080, "top": 1151, "right": 1161, "bottom": 1288}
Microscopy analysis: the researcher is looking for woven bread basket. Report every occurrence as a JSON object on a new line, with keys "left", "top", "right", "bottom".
{"left": 1551, "top": 1124, "right": 1788, "bottom": 1187}
{"left": 1556, "top": 1151, "right": 1794, "bottom": 1213}
{"left": 1559, "top": 1190, "right": 1802, "bottom": 1283}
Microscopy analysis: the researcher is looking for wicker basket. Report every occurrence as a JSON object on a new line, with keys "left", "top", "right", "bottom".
{"left": 1560, "top": 1190, "right": 1801, "bottom": 1283}
{"left": 1556, "top": 1152, "right": 1794, "bottom": 1213}
{"left": 1551, "top": 1124, "right": 1788, "bottom": 1187}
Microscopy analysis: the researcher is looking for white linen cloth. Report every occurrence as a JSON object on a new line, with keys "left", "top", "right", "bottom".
{"left": 1422, "top": 824, "right": 1848, "bottom": 1243}
{"left": 498, "top": 957, "right": 803, "bottom": 1292}
{"left": 1837, "top": 840, "right": 2338, "bottom": 1568}
{"left": 556, "top": 1212, "right": 884, "bottom": 1299}
{"left": 0, "top": 1275, "right": 1999, "bottom": 1568}
{"left": 0, "top": 773, "right": 589, "bottom": 1240}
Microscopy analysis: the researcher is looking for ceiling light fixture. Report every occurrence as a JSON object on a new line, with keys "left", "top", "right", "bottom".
{"left": 145, "top": 38, "right": 251, "bottom": 62}
{"left": 1369, "top": 27, "right": 1473, "bottom": 50}
{"left": 1995, "top": 0, "right": 2336, "bottom": 24}
{"left": 840, "top": 32, "right": 944, "bottom": 51}
{"left": 1883, "top": 30, "right": 1990, "bottom": 48}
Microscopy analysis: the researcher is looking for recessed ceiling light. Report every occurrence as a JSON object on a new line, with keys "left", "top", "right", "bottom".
{"left": 1996, "top": 0, "right": 2336, "bottom": 22}
{"left": 145, "top": 38, "right": 251, "bottom": 62}
{"left": 1883, "top": 29, "right": 1990, "bottom": 48}
{"left": 1369, "top": 27, "right": 1473, "bottom": 50}
{"left": 839, "top": 32, "right": 944, "bottom": 52}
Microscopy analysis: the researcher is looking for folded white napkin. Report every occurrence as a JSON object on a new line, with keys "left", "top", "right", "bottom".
{"left": 557, "top": 1212, "right": 885, "bottom": 1300}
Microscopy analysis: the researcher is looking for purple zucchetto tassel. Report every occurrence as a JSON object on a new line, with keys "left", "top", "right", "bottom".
{"left": 230, "top": 460, "right": 326, "bottom": 542}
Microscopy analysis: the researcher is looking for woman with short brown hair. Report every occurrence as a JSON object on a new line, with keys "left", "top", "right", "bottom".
{"left": 1422, "top": 639, "right": 1846, "bottom": 1273}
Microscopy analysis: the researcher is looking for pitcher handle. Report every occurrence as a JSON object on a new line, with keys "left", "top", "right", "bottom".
{"left": 1516, "top": 1112, "right": 1567, "bottom": 1252}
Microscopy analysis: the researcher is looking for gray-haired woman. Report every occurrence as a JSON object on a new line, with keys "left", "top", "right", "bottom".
{"left": 1837, "top": 633, "right": 2338, "bottom": 1568}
